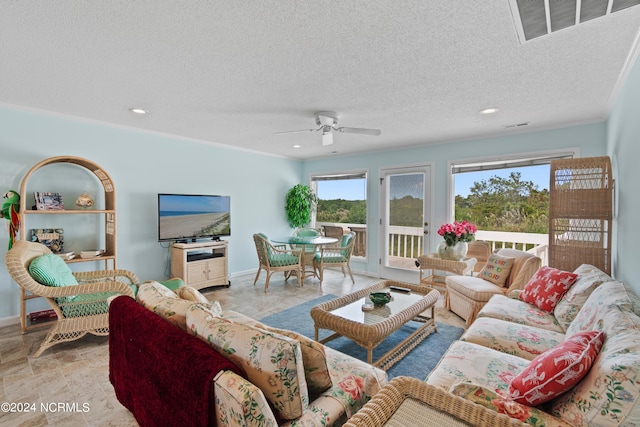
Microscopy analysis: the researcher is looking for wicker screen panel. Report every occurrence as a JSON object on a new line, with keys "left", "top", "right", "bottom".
{"left": 549, "top": 156, "right": 613, "bottom": 275}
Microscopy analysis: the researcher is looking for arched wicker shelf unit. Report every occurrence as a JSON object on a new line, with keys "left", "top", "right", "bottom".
{"left": 17, "top": 156, "right": 117, "bottom": 333}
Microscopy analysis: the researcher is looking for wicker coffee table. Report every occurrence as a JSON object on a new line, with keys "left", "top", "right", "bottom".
{"left": 310, "top": 280, "right": 439, "bottom": 370}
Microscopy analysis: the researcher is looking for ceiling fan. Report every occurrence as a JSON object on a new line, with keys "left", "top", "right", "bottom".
{"left": 276, "top": 111, "right": 381, "bottom": 146}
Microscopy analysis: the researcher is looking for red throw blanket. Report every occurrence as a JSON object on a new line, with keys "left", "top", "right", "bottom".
{"left": 109, "top": 296, "right": 244, "bottom": 427}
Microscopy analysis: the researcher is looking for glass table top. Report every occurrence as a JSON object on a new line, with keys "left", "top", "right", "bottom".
{"left": 271, "top": 236, "right": 339, "bottom": 245}
{"left": 329, "top": 287, "right": 426, "bottom": 325}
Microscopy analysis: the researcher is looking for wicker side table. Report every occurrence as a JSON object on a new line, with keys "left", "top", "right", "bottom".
{"left": 344, "top": 377, "right": 526, "bottom": 427}
{"left": 416, "top": 254, "right": 477, "bottom": 289}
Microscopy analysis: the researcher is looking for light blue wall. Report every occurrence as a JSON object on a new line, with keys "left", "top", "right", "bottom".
{"left": 303, "top": 123, "right": 607, "bottom": 276}
{"left": 607, "top": 53, "right": 640, "bottom": 294}
{"left": 0, "top": 95, "right": 627, "bottom": 322}
{"left": 0, "top": 107, "right": 301, "bottom": 319}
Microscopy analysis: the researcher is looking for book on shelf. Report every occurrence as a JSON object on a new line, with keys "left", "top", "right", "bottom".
{"left": 80, "top": 249, "right": 105, "bottom": 258}
{"left": 30, "top": 228, "right": 64, "bottom": 253}
{"left": 57, "top": 251, "right": 75, "bottom": 260}
{"left": 29, "top": 309, "right": 57, "bottom": 324}
{"left": 34, "top": 192, "right": 64, "bottom": 211}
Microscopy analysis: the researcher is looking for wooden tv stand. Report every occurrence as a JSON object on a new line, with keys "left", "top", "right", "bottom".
{"left": 170, "top": 240, "right": 229, "bottom": 290}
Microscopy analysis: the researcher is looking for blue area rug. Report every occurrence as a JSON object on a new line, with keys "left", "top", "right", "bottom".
{"left": 259, "top": 294, "right": 464, "bottom": 380}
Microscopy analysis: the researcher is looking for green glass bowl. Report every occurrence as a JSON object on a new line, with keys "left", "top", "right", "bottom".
{"left": 369, "top": 292, "right": 392, "bottom": 305}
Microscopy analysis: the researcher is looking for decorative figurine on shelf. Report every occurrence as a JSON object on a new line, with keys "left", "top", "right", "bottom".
{"left": 1, "top": 190, "right": 20, "bottom": 249}
{"left": 75, "top": 193, "right": 95, "bottom": 209}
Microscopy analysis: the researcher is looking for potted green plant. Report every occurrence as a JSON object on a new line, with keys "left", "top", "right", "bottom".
{"left": 285, "top": 184, "right": 318, "bottom": 228}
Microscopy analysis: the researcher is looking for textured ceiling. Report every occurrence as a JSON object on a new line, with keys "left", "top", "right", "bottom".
{"left": 1, "top": 1, "right": 640, "bottom": 160}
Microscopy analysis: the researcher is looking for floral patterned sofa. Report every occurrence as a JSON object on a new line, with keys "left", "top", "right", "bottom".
{"left": 112, "top": 281, "right": 388, "bottom": 427}
{"left": 425, "top": 264, "right": 640, "bottom": 426}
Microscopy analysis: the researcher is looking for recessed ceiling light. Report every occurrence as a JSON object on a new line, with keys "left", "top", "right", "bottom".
{"left": 292, "top": 144, "right": 301, "bottom": 148}
{"left": 128, "top": 107, "right": 148, "bottom": 114}
{"left": 480, "top": 108, "right": 499, "bottom": 115}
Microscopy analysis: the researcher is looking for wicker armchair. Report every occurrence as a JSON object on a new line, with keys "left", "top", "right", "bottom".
{"left": 444, "top": 248, "right": 541, "bottom": 326}
{"left": 313, "top": 231, "right": 356, "bottom": 285}
{"left": 467, "top": 240, "right": 492, "bottom": 275}
{"left": 344, "top": 376, "right": 526, "bottom": 427}
{"left": 5, "top": 240, "right": 138, "bottom": 357}
{"left": 252, "top": 233, "right": 303, "bottom": 292}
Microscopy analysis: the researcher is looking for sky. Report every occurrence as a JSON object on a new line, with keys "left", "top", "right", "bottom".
{"left": 316, "top": 164, "right": 550, "bottom": 200}
{"left": 159, "top": 194, "right": 230, "bottom": 213}
{"left": 316, "top": 178, "right": 367, "bottom": 201}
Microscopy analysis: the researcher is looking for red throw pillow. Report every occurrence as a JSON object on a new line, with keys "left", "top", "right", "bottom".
{"left": 519, "top": 266, "right": 578, "bottom": 313}
{"left": 508, "top": 330, "right": 605, "bottom": 406}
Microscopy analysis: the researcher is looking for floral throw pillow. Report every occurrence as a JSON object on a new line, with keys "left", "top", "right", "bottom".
{"left": 450, "top": 382, "right": 548, "bottom": 426}
{"left": 479, "top": 253, "right": 515, "bottom": 286}
{"left": 519, "top": 266, "right": 578, "bottom": 313}
{"left": 508, "top": 330, "right": 605, "bottom": 406}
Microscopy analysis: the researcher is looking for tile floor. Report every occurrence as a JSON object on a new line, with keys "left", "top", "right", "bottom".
{"left": 0, "top": 269, "right": 466, "bottom": 426}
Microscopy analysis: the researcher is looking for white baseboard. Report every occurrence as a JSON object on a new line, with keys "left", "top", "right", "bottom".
{"left": 229, "top": 269, "right": 257, "bottom": 279}
{"left": 0, "top": 315, "right": 19, "bottom": 328}
{"left": 229, "top": 268, "right": 378, "bottom": 281}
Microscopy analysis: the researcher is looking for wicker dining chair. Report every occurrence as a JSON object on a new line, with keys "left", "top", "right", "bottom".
{"left": 5, "top": 240, "right": 138, "bottom": 357}
{"left": 313, "top": 231, "right": 356, "bottom": 285}
{"left": 322, "top": 225, "right": 344, "bottom": 248}
{"left": 290, "top": 227, "right": 322, "bottom": 253}
{"left": 252, "top": 233, "right": 303, "bottom": 292}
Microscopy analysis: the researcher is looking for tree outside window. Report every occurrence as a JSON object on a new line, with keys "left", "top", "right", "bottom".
{"left": 455, "top": 170, "right": 549, "bottom": 234}
{"left": 312, "top": 172, "right": 367, "bottom": 256}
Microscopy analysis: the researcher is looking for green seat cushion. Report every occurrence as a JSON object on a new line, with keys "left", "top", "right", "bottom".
{"left": 29, "top": 254, "right": 78, "bottom": 287}
{"left": 61, "top": 284, "right": 137, "bottom": 317}
{"left": 314, "top": 254, "right": 348, "bottom": 263}
{"left": 61, "top": 292, "right": 114, "bottom": 317}
{"left": 29, "top": 254, "right": 79, "bottom": 303}
{"left": 157, "top": 278, "right": 184, "bottom": 292}
{"left": 257, "top": 233, "right": 275, "bottom": 257}
{"left": 269, "top": 253, "right": 300, "bottom": 267}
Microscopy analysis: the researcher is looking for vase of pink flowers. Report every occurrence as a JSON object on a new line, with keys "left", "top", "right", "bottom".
{"left": 437, "top": 221, "right": 477, "bottom": 261}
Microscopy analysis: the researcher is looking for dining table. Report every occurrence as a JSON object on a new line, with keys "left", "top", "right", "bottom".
{"left": 270, "top": 235, "right": 339, "bottom": 283}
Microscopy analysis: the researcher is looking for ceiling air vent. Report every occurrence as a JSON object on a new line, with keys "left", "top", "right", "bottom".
{"left": 509, "top": 0, "right": 640, "bottom": 43}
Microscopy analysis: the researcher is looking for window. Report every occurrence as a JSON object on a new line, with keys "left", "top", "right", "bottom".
{"left": 449, "top": 151, "right": 575, "bottom": 254}
{"left": 311, "top": 171, "right": 367, "bottom": 257}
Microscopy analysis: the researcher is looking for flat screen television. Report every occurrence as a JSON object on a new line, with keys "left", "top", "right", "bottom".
{"left": 158, "top": 193, "right": 231, "bottom": 242}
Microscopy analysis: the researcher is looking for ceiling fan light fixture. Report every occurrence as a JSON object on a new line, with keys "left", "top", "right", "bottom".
{"left": 316, "top": 111, "right": 338, "bottom": 127}
{"left": 322, "top": 132, "right": 333, "bottom": 146}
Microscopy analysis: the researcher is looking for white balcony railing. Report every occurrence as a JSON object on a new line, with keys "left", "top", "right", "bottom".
{"left": 476, "top": 230, "right": 549, "bottom": 265}
{"left": 317, "top": 222, "right": 549, "bottom": 266}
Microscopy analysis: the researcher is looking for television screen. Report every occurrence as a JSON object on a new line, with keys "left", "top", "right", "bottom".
{"left": 158, "top": 193, "right": 231, "bottom": 242}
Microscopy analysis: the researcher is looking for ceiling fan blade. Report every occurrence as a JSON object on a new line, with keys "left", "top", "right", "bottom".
{"left": 322, "top": 132, "right": 333, "bottom": 146}
{"left": 274, "top": 127, "right": 320, "bottom": 135}
{"left": 337, "top": 127, "right": 381, "bottom": 136}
